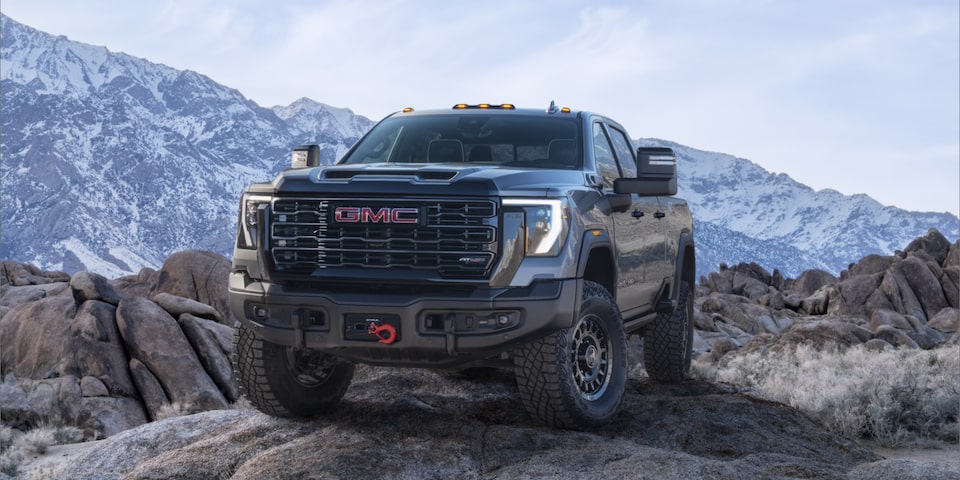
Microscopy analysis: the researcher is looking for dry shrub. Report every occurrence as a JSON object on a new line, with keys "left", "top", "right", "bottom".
{"left": 693, "top": 344, "right": 960, "bottom": 447}
{"left": 231, "top": 396, "right": 254, "bottom": 411}
{"left": 0, "top": 423, "right": 90, "bottom": 477}
{"left": 0, "top": 425, "right": 21, "bottom": 452}
{"left": 0, "top": 425, "right": 25, "bottom": 477}
{"left": 154, "top": 402, "right": 195, "bottom": 421}
{"left": 22, "top": 429, "right": 56, "bottom": 455}
{"left": 0, "top": 447, "right": 23, "bottom": 477}
{"left": 49, "top": 424, "right": 84, "bottom": 445}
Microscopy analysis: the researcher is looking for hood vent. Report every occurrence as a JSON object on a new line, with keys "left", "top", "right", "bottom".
{"left": 323, "top": 170, "right": 457, "bottom": 181}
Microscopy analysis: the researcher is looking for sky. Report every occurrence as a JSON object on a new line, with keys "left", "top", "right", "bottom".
{"left": 2, "top": 0, "right": 958, "bottom": 215}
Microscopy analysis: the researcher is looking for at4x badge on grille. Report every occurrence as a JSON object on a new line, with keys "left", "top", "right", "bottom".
{"left": 333, "top": 206, "right": 419, "bottom": 224}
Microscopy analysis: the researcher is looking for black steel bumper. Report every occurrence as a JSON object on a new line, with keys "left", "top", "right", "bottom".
{"left": 229, "top": 272, "right": 580, "bottom": 367}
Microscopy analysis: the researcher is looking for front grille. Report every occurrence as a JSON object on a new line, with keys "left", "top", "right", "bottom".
{"left": 270, "top": 198, "right": 497, "bottom": 278}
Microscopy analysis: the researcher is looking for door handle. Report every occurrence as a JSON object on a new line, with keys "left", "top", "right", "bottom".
{"left": 631, "top": 209, "right": 644, "bottom": 219}
{"left": 654, "top": 211, "right": 666, "bottom": 219}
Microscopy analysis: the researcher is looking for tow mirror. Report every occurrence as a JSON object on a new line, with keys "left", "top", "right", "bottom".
{"left": 291, "top": 144, "right": 321, "bottom": 169}
{"left": 614, "top": 147, "right": 677, "bottom": 196}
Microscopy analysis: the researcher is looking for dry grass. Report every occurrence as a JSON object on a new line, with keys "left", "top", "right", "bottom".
{"left": 153, "top": 401, "right": 197, "bottom": 421}
{"left": 0, "top": 423, "right": 85, "bottom": 477}
{"left": 691, "top": 344, "right": 960, "bottom": 447}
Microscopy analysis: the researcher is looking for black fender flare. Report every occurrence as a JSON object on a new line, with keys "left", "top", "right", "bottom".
{"left": 668, "top": 230, "right": 696, "bottom": 306}
{"left": 575, "top": 228, "right": 616, "bottom": 293}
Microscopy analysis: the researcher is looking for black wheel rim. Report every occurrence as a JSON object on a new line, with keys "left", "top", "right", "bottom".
{"left": 285, "top": 348, "right": 335, "bottom": 388}
{"left": 570, "top": 313, "right": 612, "bottom": 401}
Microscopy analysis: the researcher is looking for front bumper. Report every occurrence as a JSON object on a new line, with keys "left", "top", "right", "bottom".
{"left": 229, "top": 272, "right": 580, "bottom": 367}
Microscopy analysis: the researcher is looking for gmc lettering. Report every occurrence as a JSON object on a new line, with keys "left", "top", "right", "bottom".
{"left": 334, "top": 207, "right": 418, "bottom": 224}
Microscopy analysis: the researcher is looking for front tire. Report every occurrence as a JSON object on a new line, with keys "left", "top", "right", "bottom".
{"left": 514, "top": 281, "right": 627, "bottom": 430}
{"left": 233, "top": 323, "right": 354, "bottom": 417}
{"left": 642, "top": 280, "right": 693, "bottom": 383}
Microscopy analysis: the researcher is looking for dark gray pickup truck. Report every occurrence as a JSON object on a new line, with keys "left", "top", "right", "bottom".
{"left": 229, "top": 102, "right": 695, "bottom": 429}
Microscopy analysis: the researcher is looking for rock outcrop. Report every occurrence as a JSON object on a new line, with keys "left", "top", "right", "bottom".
{"left": 694, "top": 229, "right": 960, "bottom": 358}
{"left": 0, "top": 250, "right": 236, "bottom": 436}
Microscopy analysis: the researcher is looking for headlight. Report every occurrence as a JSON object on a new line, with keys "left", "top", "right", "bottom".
{"left": 503, "top": 198, "right": 569, "bottom": 256}
{"left": 237, "top": 194, "right": 271, "bottom": 249}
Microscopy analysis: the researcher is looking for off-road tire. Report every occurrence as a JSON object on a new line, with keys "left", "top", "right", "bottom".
{"left": 642, "top": 280, "right": 693, "bottom": 383}
{"left": 233, "top": 323, "right": 354, "bottom": 417}
{"left": 514, "top": 281, "right": 627, "bottom": 430}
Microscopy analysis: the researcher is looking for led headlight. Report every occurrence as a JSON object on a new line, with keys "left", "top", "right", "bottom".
{"left": 237, "top": 194, "right": 271, "bottom": 249}
{"left": 503, "top": 198, "right": 569, "bottom": 256}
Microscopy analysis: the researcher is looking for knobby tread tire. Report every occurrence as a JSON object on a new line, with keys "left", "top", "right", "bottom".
{"left": 514, "top": 281, "right": 627, "bottom": 430}
{"left": 232, "top": 323, "right": 354, "bottom": 417}
{"left": 642, "top": 280, "right": 693, "bottom": 383}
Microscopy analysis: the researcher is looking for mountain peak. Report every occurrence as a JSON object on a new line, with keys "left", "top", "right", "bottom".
{"left": 639, "top": 139, "right": 960, "bottom": 276}
{"left": 0, "top": 17, "right": 368, "bottom": 275}
{"left": 272, "top": 97, "right": 373, "bottom": 145}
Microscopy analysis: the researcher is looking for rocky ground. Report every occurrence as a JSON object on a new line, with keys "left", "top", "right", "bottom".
{"left": 16, "top": 367, "right": 960, "bottom": 479}
{"left": 1, "top": 230, "right": 958, "bottom": 479}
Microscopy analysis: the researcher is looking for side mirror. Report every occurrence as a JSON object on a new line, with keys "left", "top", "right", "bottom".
{"left": 614, "top": 147, "right": 677, "bottom": 196}
{"left": 291, "top": 144, "right": 321, "bottom": 169}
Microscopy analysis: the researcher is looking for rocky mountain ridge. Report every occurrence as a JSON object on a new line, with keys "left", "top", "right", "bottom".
{"left": 2, "top": 13, "right": 958, "bottom": 279}
{"left": 638, "top": 138, "right": 960, "bottom": 276}
{"left": 0, "top": 14, "right": 373, "bottom": 278}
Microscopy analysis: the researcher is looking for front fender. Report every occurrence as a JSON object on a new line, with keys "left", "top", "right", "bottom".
{"left": 669, "top": 231, "right": 696, "bottom": 303}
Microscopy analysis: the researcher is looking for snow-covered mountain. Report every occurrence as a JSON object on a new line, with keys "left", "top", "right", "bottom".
{"left": 0, "top": 15, "right": 372, "bottom": 277}
{"left": 2, "top": 14, "right": 957, "bottom": 279}
{"left": 638, "top": 139, "right": 959, "bottom": 277}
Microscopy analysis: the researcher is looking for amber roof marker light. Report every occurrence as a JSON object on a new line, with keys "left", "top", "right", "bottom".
{"left": 451, "top": 103, "right": 517, "bottom": 110}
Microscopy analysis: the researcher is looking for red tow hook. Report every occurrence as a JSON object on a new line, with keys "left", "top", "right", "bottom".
{"left": 367, "top": 322, "right": 397, "bottom": 345}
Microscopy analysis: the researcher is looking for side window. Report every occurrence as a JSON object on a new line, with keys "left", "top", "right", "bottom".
{"left": 607, "top": 126, "right": 637, "bottom": 178}
{"left": 592, "top": 122, "right": 621, "bottom": 187}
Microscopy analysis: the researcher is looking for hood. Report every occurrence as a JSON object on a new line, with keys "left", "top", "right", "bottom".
{"left": 258, "top": 163, "right": 586, "bottom": 198}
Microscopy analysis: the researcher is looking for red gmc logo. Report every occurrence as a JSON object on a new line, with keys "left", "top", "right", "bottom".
{"left": 334, "top": 207, "right": 419, "bottom": 224}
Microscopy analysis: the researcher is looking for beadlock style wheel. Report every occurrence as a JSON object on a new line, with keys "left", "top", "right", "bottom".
{"left": 571, "top": 313, "right": 612, "bottom": 401}
{"left": 514, "top": 281, "right": 627, "bottom": 430}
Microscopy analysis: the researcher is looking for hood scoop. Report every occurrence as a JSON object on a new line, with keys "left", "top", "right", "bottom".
{"left": 323, "top": 169, "right": 458, "bottom": 181}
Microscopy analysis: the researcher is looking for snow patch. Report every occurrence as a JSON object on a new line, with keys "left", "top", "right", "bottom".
{"left": 55, "top": 238, "right": 134, "bottom": 278}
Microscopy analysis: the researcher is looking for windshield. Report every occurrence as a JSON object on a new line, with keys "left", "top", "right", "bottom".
{"left": 340, "top": 113, "right": 581, "bottom": 169}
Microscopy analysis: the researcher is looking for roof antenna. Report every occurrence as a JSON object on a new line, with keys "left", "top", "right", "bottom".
{"left": 547, "top": 100, "right": 559, "bottom": 114}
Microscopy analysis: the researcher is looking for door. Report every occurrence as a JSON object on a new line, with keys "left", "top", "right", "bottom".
{"left": 592, "top": 122, "right": 666, "bottom": 316}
